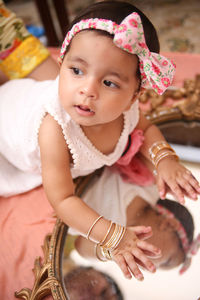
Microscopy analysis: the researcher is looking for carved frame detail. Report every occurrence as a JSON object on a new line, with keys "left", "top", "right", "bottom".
{"left": 15, "top": 218, "right": 67, "bottom": 300}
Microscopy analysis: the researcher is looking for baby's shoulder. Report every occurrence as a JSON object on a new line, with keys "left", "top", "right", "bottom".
{"left": 39, "top": 113, "right": 63, "bottom": 142}
{"left": 40, "top": 113, "right": 61, "bottom": 131}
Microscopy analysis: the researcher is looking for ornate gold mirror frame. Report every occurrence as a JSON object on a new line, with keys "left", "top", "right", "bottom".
{"left": 15, "top": 75, "right": 200, "bottom": 300}
{"left": 15, "top": 219, "right": 68, "bottom": 300}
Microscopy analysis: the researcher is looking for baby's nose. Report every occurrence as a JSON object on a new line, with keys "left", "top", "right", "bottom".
{"left": 80, "top": 79, "right": 99, "bottom": 99}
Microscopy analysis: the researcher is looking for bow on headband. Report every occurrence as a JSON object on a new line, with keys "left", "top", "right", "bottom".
{"left": 60, "top": 12, "right": 176, "bottom": 95}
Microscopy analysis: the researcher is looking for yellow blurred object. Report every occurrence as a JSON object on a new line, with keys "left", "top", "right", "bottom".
{"left": 0, "top": 36, "right": 50, "bottom": 79}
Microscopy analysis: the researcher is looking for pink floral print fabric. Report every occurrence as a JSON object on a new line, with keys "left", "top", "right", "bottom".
{"left": 60, "top": 12, "right": 176, "bottom": 95}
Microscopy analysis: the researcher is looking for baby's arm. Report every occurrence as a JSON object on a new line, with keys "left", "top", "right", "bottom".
{"left": 136, "top": 111, "right": 200, "bottom": 203}
{"left": 39, "top": 114, "right": 110, "bottom": 241}
{"left": 38, "top": 114, "right": 160, "bottom": 280}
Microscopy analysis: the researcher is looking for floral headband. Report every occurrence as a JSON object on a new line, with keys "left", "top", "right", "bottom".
{"left": 60, "top": 12, "right": 176, "bottom": 95}
{"left": 156, "top": 204, "right": 200, "bottom": 274}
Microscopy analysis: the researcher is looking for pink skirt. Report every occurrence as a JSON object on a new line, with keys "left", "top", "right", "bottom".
{"left": 0, "top": 186, "right": 55, "bottom": 299}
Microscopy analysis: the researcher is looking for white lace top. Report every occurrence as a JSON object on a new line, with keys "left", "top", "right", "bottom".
{"left": 0, "top": 76, "right": 139, "bottom": 196}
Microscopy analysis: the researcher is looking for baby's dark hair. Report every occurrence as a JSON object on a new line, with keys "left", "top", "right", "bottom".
{"left": 64, "top": 1, "right": 160, "bottom": 87}
{"left": 64, "top": 266, "right": 124, "bottom": 300}
{"left": 67, "top": 1, "right": 160, "bottom": 53}
{"left": 157, "top": 199, "right": 194, "bottom": 246}
{"left": 101, "top": 271, "right": 124, "bottom": 300}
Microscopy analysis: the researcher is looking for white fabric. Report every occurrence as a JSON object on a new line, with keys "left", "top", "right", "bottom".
{"left": 69, "top": 167, "right": 159, "bottom": 235}
{"left": 0, "top": 76, "right": 139, "bottom": 196}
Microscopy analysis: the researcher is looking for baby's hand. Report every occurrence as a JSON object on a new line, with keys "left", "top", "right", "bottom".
{"left": 156, "top": 157, "right": 200, "bottom": 204}
{"left": 111, "top": 226, "right": 161, "bottom": 280}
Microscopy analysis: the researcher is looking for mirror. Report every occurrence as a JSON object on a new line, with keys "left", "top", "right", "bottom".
{"left": 16, "top": 76, "right": 200, "bottom": 300}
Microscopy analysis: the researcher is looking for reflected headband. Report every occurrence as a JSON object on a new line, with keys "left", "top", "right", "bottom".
{"left": 60, "top": 12, "right": 176, "bottom": 95}
{"left": 156, "top": 204, "right": 200, "bottom": 274}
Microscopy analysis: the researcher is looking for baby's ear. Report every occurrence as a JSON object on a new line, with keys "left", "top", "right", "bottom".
{"left": 138, "top": 87, "right": 146, "bottom": 97}
{"left": 129, "top": 88, "right": 146, "bottom": 105}
{"left": 131, "top": 87, "right": 145, "bottom": 102}
{"left": 124, "top": 91, "right": 139, "bottom": 111}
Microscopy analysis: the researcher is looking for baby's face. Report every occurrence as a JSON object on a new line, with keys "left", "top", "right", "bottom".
{"left": 148, "top": 215, "right": 185, "bottom": 270}
{"left": 58, "top": 30, "right": 140, "bottom": 128}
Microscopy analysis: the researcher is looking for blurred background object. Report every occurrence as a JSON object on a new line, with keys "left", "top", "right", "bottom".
{"left": 6, "top": 0, "right": 200, "bottom": 51}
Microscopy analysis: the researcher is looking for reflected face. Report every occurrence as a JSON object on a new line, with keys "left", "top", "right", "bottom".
{"left": 64, "top": 267, "right": 121, "bottom": 300}
{"left": 59, "top": 30, "right": 139, "bottom": 127}
{"left": 147, "top": 214, "right": 185, "bottom": 270}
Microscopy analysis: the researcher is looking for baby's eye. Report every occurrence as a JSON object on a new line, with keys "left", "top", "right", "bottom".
{"left": 103, "top": 80, "right": 118, "bottom": 88}
{"left": 71, "top": 67, "right": 83, "bottom": 75}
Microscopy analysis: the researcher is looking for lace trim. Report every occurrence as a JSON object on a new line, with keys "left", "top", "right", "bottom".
{"left": 72, "top": 100, "right": 139, "bottom": 164}
{"left": 37, "top": 96, "right": 139, "bottom": 170}
{"left": 72, "top": 114, "right": 127, "bottom": 164}
{"left": 44, "top": 97, "right": 80, "bottom": 169}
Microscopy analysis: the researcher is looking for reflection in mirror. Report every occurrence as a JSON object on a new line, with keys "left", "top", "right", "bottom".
{"left": 63, "top": 164, "right": 199, "bottom": 300}
{"left": 62, "top": 82, "right": 200, "bottom": 300}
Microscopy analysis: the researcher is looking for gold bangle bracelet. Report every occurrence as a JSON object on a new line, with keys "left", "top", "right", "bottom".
{"left": 102, "top": 223, "right": 126, "bottom": 251}
{"left": 86, "top": 215, "right": 103, "bottom": 241}
{"left": 149, "top": 141, "right": 175, "bottom": 160}
{"left": 101, "top": 247, "right": 112, "bottom": 260}
{"left": 155, "top": 153, "right": 179, "bottom": 169}
{"left": 100, "top": 221, "right": 113, "bottom": 245}
{"left": 114, "top": 226, "right": 126, "bottom": 249}
{"left": 103, "top": 223, "right": 119, "bottom": 249}
{"left": 94, "top": 244, "right": 107, "bottom": 262}
{"left": 153, "top": 150, "right": 175, "bottom": 165}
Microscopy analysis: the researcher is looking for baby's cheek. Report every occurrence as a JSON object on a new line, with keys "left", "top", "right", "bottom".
{"left": 173, "top": 249, "right": 185, "bottom": 267}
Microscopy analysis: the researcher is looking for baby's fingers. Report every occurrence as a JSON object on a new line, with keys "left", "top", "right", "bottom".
{"left": 183, "top": 171, "right": 200, "bottom": 195}
{"left": 157, "top": 176, "right": 166, "bottom": 199}
{"left": 137, "top": 239, "right": 161, "bottom": 257}
{"left": 131, "top": 247, "right": 156, "bottom": 274}
{"left": 132, "top": 226, "right": 152, "bottom": 238}
{"left": 176, "top": 175, "right": 198, "bottom": 201}
{"left": 137, "top": 231, "right": 153, "bottom": 241}
{"left": 113, "top": 254, "right": 133, "bottom": 280}
{"left": 132, "top": 226, "right": 152, "bottom": 233}
{"left": 167, "top": 180, "right": 185, "bottom": 204}
{"left": 123, "top": 252, "right": 144, "bottom": 280}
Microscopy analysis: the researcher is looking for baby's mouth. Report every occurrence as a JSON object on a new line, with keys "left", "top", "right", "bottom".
{"left": 76, "top": 105, "right": 94, "bottom": 112}
{"left": 74, "top": 105, "right": 95, "bottom": 116}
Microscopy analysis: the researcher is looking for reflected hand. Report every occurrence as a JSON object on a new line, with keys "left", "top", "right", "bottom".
{"left": 111, "top": 226, "right": 161, "bottom": 280}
